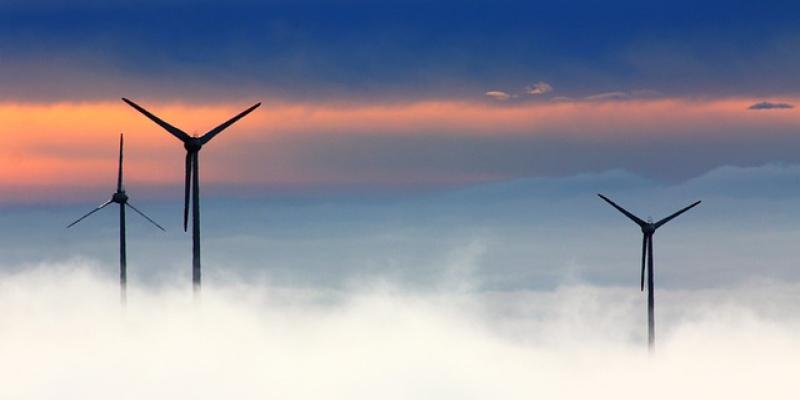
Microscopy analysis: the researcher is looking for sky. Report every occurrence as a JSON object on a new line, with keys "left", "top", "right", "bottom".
{"left": 1, "top": 1, "right": 800, "bottom": 195}
{"left": 2, "top": 2, "right": 800, "bottom": 397}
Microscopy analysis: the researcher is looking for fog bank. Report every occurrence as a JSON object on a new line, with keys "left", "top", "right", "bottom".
{"left": 1, "top": 264, "right": 798, "bottom": 399}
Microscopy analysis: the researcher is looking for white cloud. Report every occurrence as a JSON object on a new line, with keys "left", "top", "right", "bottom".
{"left": 485, "top": 82, "right": 553, "bottom": 102}
{"left": 524, "top": 81, "right": 553, "bottom": 95}
{"left": 484, "top": 91, "right": 511, "bottom": 101}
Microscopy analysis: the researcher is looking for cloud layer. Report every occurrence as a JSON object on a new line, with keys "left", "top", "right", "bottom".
{"left": 0, "top": 265, "right": 798, "bottom": 399}
{"left": 6, "top": 163, "right": 800, "bottom": 293}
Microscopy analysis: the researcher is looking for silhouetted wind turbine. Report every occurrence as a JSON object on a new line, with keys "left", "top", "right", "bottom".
{"left": 597, "top": 194, "right": 700, "bottom": 352}
{"left": 67, "top": 134, "right": 165, "bottom": 305}
{"left": 122, "top": 98, "right": 261, "bottom": 294}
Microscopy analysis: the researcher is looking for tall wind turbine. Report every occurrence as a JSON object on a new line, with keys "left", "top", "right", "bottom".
{"left": 122, "top": 98, "right": 261, "bottom": 294}
{"left": 597, "top": 194, "right": 700, "bottom": 351}
{"left": 67, "top": 134, "right": 165, "bottom": 305}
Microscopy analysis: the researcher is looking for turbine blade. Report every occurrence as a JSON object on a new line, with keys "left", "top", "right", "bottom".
{"left": 199, "top": 102, "right": 261, "bottom": 145}
{"left": 184, "top": 152, "right": 192, "bottom": 232}
{"left": 647, "top": 235, "right": 654, "bottom": 292}
{"left": 117, "top": 133, "right": 124, "bottom": 192}
{"left": 121, "top": 98, "right": 192, "bottom": 142}
{"left": 66, "top": 200, "right": 112, "bottom": 228}
{"left": 597, "top": 194, "right": 646, "bottom": 226}
{"left": 654, "top": 200, "right": 702, "bottom": 229}
{"left": 641, "top": 234, "right": 647, "bottom": 291}
{"left": 126, "top": 202, "right": 166, "bottom": 231}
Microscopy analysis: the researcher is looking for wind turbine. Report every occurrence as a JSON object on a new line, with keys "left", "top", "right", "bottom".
{"left": 67, "top": 134, "right": 165, "bottom": 305}
{"left": 122, "top": 98, "right": 261, "bottom": 294}
{"left": 597, "top": 194, "right": 701, "bottom": 351}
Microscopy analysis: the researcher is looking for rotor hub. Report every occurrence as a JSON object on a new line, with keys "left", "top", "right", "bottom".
{"left": 184, "top": 138, "right": 202, "bottom": 152}
{"left": 112, "top": 191, "right": 128, "bottom": 204}
{"left": 642, "top": 224, "right": 656, "bottom": 234}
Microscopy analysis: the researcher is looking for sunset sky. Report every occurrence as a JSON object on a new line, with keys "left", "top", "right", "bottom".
{"left": 1, "top": 1, "right": 800, "bottom": 201}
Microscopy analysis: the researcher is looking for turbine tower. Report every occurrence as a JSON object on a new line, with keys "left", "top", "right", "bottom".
{"left": 597, "top": 194, "right": 700, "bottom": 351}
{"left": 67, "top": 134, "right": 165, "bottom": 305}
{"left": 122, "top": 98, "right": 261, "bottom": 294}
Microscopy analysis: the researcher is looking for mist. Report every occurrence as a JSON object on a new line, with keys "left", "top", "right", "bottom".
{"left": 1, "top": 263, "right": 798, "bottom": 399}
{"left": 5, "top": 163, "right": 800, "bottom": 290}
{"left": 2, "top": 164, "right": 800, "bottom": 398}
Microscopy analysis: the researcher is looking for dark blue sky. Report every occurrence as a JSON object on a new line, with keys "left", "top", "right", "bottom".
{"left": 3, "top": 0, "right": 800, "bottom": 101}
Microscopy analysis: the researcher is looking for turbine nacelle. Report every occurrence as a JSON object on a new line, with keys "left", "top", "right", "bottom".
{"left": 641, "top": 223, "right": 656, "bottom": 235}
{"left": 112, "top": 191, "right": 129, "bottom": 204}
{"left": 184, "top": 138, "right": 202, "bottom": 152}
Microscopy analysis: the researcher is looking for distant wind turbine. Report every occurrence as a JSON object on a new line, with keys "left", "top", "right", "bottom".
{"left": 597, "top": 194, "right": 701, "bottom": 351}
{"left": 68, "top": 134, "right": 165, "bottom": 305}
{"left": 122, "top": 98, "right": 261, "bottom": 294}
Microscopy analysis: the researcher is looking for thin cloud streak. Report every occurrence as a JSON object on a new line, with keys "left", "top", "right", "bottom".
{"left": 484, "top": 91, "right": 511, "bottom": 101}
{"left": 748, "top": 101, "right": 794, "bottom": 110}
